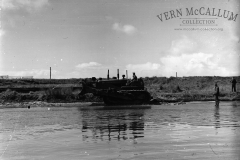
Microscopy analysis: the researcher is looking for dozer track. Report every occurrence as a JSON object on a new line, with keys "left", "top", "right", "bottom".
{"left": 102, "top": 90, "right": 151, "bottom": 105}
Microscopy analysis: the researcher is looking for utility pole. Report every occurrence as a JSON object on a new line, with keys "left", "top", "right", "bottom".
{"left": 50, "top": 67, "right": 51, "bottom": 79}
{"left": 117, "top": 69, "right": 119, "bottom": 80}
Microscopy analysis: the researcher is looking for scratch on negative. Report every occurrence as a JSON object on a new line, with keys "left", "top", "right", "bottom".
{"left": 0, "top": 135, "right": 13, "bottom": 158}
{"left": 209, "top": 144, "right": 218, "bottom": 155}
{"left": 0, "top": 115, "right": 20, "bottom": 158}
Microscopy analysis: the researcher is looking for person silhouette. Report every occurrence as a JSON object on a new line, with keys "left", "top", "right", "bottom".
{"left": 214, "top": 82, "right": 220, "bottom": 107}
{"left": 132, "top": 72, "right": 138, "bottom": 81}
{"left": 230, "top": 77, "right": 237, "bottom": 92}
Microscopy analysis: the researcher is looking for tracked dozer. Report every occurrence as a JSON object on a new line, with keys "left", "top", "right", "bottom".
{"left": 79, "top": 70, "right": 152, "bottom": 105}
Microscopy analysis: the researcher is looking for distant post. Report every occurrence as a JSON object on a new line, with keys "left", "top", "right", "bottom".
{"left": 117, "top": 69, "right": 119, "bottom": 80}
{"left": 50, "top": 67, "right": 51, "bottom": 79}
{"left": 176, "top": 72, "right": 177, "bottom": 78}
{"left": 126, "top": 70, "right": 128, "bottom": 79}
{"left": 107, "top": 69, "right": 109, "bottom": 79}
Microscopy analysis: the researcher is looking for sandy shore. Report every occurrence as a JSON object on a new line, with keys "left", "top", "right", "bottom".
{"left": 1, "top": 98, "right": 239, "bottom": 109}
{"left": 0, "top": 101, "right": 95, "bottom": 108}
{"left": 0, "top": 91, "right": 239, "bottom": 108}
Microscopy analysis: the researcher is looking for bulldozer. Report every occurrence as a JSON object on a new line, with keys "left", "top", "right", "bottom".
{"left": 79, "top": 70, "right": 152, "bottom": 105}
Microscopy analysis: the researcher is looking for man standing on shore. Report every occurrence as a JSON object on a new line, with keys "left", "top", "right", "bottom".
{"left": 214, "top": 82, "right": 220, "bottom": 107}
{"left": 230, "top": 77, "right": 237, "bottom": 92}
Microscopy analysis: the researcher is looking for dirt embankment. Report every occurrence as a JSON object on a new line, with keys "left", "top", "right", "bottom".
{"left": 144, "top": 76, "right": 240, "bottom": 102}
{"left": 0, "top": 76, "right": 239, "bottom": 106}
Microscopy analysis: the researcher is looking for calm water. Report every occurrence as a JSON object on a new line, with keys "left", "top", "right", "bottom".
{"left": 0, "top": 101, "right": 240, "bottom": 160}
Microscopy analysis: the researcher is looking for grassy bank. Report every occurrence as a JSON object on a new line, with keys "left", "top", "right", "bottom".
{"left": 144, "top": 76, "right": 240, "bottom": 102}
{"left": 0, "top": 76, "right": 240, "bottom": 104}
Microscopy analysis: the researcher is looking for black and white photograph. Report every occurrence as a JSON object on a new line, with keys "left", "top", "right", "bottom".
{"left": 0, "top": 0, "right": 240, "bottom": 159}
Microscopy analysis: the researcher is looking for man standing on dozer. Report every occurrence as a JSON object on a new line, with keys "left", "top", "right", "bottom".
{"left": 127, "top": 72, "right": 140, "bottom": 86}
{"left": 132, "top": 72, "right": 138, "bottom": 81}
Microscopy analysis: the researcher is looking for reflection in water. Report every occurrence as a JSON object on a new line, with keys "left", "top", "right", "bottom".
{"left": 79, "top": 108, "right": 146, "bottom": 142}
{"left": 214, "top": 106, "right": 220, "bottom": 129}
{"left": 212, "top": 101, "right": 240, "bottom": 158}
{"left": 232, "top": 101, "right": 239, "bottom": 108}
{"left": 214, "top": 102, "right": 240, "bottom": 129}
{"left": 229, "top": 101, "right": 240, "bottom": 158}
{"left": 215, "top": 100, "right": 219, "bottom": 107}
{"left": 0, "top": 102, "right": 240, "bottom": 159}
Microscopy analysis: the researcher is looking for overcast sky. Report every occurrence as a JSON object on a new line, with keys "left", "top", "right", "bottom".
{"left": 0, "top": 0, "right": 239, "bottom": 78}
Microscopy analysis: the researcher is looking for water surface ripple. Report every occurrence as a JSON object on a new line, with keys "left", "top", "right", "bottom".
{"left": 0, "top": 101, "right": 239, "bottom": 159}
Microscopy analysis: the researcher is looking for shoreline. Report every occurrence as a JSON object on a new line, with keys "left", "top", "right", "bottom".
{"left": 0, "top": 101, "right": 93, "bottom": 109}
{"left": 0, "top": 77, "right": 239, "bottom": 108}
{"left": 1, "top": 98, "right": 239, "bottom": 109}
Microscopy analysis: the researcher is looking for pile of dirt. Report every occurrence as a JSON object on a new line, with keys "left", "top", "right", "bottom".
{"left": 0, "top": 88, "right": 102, "bottom": 103}
{"left": 0, "top": 89, "right": 41, "bottom": 102}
